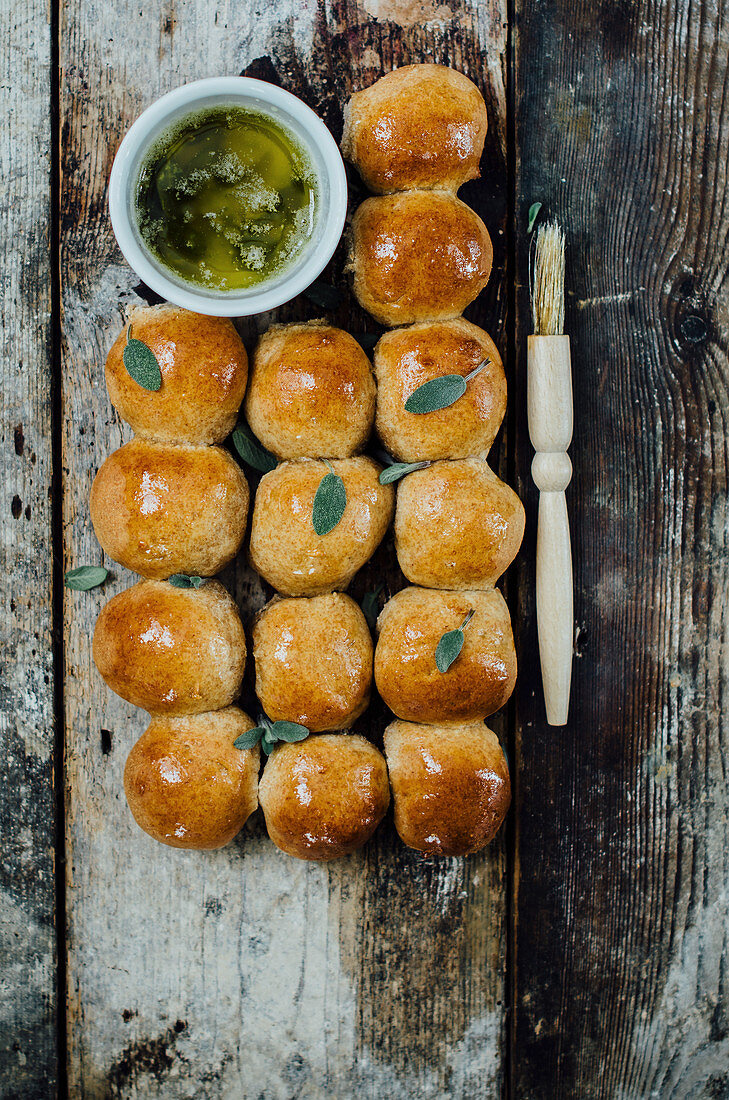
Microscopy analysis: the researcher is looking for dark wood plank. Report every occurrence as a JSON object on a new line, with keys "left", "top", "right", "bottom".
{"left": 60, "top": 1, "right": 511, "bottom": 1095}
{"left": 317, "top": 6, "right": 512, "bottom": 1093}
{"left": 0, "top": 0, "right": 58, "bottom": 1095}
{"left": 513, "top": 0, "right": 729, "bottom": 1094}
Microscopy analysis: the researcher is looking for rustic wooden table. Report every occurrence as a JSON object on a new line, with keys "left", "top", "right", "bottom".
{"left": 3, "top": 0, "right": 728, "bottom": 1096}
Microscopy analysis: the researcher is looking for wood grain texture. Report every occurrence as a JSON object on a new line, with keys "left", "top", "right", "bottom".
{"left": 60, "top": 1, "right": 510, "bottom": 1095}
{"left": 513, "top": 0, "right": 729, "bottom": 1094}
{"left": 0, "top": 1, "right": 58, "bottom": 1095}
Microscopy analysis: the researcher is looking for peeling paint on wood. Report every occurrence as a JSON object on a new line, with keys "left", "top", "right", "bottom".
{"left": 11, "top": 0, "right": 727, "bottom": 1093}
{"left": 60, "top": 1, "right": 509, "bottom": 1096}
{"left": 0, "top": 0, "right": 57, "bottom": 1095}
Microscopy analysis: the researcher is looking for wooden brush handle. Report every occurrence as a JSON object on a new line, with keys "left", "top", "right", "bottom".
{"left": 527, "top": 335, "right": 573, "bottom": 726}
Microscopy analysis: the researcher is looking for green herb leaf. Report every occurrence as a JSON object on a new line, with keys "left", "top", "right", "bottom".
{"left": 248, "top": 718, "right": 310, "bottom": 756}
{"left": 232, "top": 423, "right": 277, "bottom": 473}
{"left": 527, "top": 201, "right": 543, "bottom": 235}
{"left": 312, "top": 462, "right": 347, "bottom": 536}
{"left": 122, "top": 325, "right": 162, "bottom": 391}
{"left": 64, "top": 565, "right": 109, "bottom": 591}
{"left": 233, "top": 726, "right": 266, "bottom": 751}
{"left": 435, "top": 609, "right": 475, "bottom": 673}
{"left": 303, "top": 281, "right": 343, "bottom": 310}
{"left": 270, "top": 720, "right": 310, "bottom": 743}
{"left": 404, "top": 374, "right": 467, "bottom": 414}
{"left": 168, "top": 574, "right": 204, "bottom": 589}
{"left": 261, "top": 729, "right": 278, "bottom": 756}
{"left": 435, "top": 627, "right": 465, "bottom": 673}
{"left": 404, "top": 360, "right": 490, "bottom": 415}
{"left": 379, "top": 461, "right": 430, "bottom": 485}
{"left": 360, "top": 585, "right": 383, "bottom": 631}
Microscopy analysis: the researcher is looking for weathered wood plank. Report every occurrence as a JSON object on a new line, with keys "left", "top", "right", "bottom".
{"left": 513, "top": 0, "right": 729, "bottom": 1094}
{"left": 61, "top": 1, "right": 510, "bottom": 1095}
{"left": 0, "top": 2, "right": 58, "bottom": 1096}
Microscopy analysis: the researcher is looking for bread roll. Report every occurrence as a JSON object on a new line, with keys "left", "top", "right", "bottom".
{"left": 375, "top": 587, "right": 516, "bottom": 723}
{"left": 245, "top": 322, "right": 376, "bottom": 459}
{"left": 249, "top": 457, "right": 394, "bottom": 597}
{"left": 342, "top": 64, "right": 487, "bottom": 194}
{"left": 258, "top": 734, "right": 389, "bottom": 860}
{"left": 395, "top": 459, "right": 524, "bottom": 589}
{"left": 349, "top": 192, "right": 492, "bottom": 326}
{"left": 93, "top": 580, "right": 246, "bottom": 714}
{"left": 253, "top": 594, "right": 372, "bottom": 731}
{"left": 123, "top": 708, "right": 259, "bottom": 849}
{"left": 90, "top": 439, "right": 249, "bottom": 579}
{"left": 105, "top": 304, "right": 248, "bottom": 444}
{"left": 383, "top": 720, "right": 510, "bottom": 856}
{"left": 374, "top": 319, "right": 506, "bottom": 461}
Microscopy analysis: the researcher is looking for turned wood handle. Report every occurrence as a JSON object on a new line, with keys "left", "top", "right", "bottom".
{"left": 527, "top": 335, "right": 574, "bottom": 726}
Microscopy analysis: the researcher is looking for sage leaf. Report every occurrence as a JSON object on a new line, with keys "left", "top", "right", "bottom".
{"left": 233, "top": 726, "right": 265, "bottom": 751}
{"left": 435, "top": 627, "right": 465, "bottom": 673}
{"left": 361, "top": 585, "right": 383, "bottom": 631}
{"left": 435, "top": 609, "right": 475, "bottom": 673}
{"left": 261, "top": 729, "right": 278, "bottom": 756}
{"left": 232, "top": 423, "right": 277, "bottom": 473}
{"left": 122, "top": 325, "right": 162, "bottom": 391}
{"left": 404, "top": 374, "right": 466, "bottom": 414}
{"left": 312, "top": 463, "right": 347, "bottom": 536}
{"left": 303, "top": 281, "right": 342, "bottom": 310}
{"left": 404, "top": 360, "right": 490, "bottom": 415}
{"left": 64, "top": 565, "right": 108, "bottom": 591}
{"left": 270, "top": 720, "right": 310, "bottom": 743}
{"left": 379, "top": 461, "right": 430, "bottom": 485}
{"left": 527, "top": 202, "right": 543, "bottom": 235}
{"left": 168, "top": 574, "right": 204, "bottom": 589}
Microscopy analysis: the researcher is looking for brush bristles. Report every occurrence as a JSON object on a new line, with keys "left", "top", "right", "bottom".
{"left": 531, "top": 221, "right": 565, "bottom": 336}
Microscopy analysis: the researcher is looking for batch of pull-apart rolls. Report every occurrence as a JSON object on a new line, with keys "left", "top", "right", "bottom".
{"left": 89, "top": 64, "right": 524, "bottom": 860}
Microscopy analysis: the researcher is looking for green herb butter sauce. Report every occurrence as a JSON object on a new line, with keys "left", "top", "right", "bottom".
{"left": 134, "top": 106, "right": 318, "bottom": 291}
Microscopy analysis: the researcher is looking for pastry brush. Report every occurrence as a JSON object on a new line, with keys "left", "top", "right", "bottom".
{"left": 528, "top": 221, "right": 573, "bottom": 725}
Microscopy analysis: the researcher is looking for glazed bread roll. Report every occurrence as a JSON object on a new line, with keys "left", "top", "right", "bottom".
{"left": 349, "top": 192, "right": 492, "bottom": 326}
{"left": 124, "top": 708, "right": 259, "bottom": 849}
{"left": 258, "top": 734, "right": 389, "bottom": 860}
{"left": 245, "top": 322, "right": 376, "bottom": 459}
{"left": 253, "top": 594, "right": 373, "bottom": 731}
{"left": 249, "top": 457, "right": 394, "bottom": 597}
{"left": 375, "top": 587, "right": 516, "bottom": 723}
{"left": 374, "top": 319, "right": 506, "bottom": 461}
{"left": 383, "top": 720, "right": 511, "bottom": 856}
{"left": 93, "top": 580, "right": 246, "bottom": 714}
{"left": 395, "top": 458, "right": 524, "bottom": 589}
{"left": 90, "top": 439, "right": 249, "bottom": 579}
{"left": 105, "top": 304, "right": 248, "bottom": 444}
{"left": 342, "top": 65, "right": 487, "bottom": 194}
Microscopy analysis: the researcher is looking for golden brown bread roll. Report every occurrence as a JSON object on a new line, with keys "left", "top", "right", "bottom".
{"left": 395, "top": 458, "right": 524, "bottom": 588}
{"left": 248, "top": 457, "right": 394, "bottom": 597}
{"left": 341, "top": 64, "right": 487, "bottom": 194}
{"left": 90, "top": 438, "right": 249, "bottom": 580}
{"left": 383, "top": 720, "right": 510, "bottom": 856}
{"left": 349, "top": 192, "right": 492, "bottom": 326}
{"left": 93, "top": 579, "right": 246, "bottom": 714}
{"left": 245, "top": 322, "right": 376, "bottom": 459}
{"left": 105, "top": 304, "right": 248, "bottom": 444}
{"left": 374, "top": 319, "right": 506, "bottom": 461}
{"left": 375, "top": 587, "right": 516, "bottom": 723}
{"left": 258, "top": 733, "right": 389, "bottom": 860}
{"left": 123, "top": 708, "right": 259, "bottom": 849}
{"left": 253, "top": 594, "right": 372, "bottom": 731}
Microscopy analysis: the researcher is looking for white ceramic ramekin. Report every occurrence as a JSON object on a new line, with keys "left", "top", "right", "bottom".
{"left": 108, "top": 77, "right": 347, "bottom": 317}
